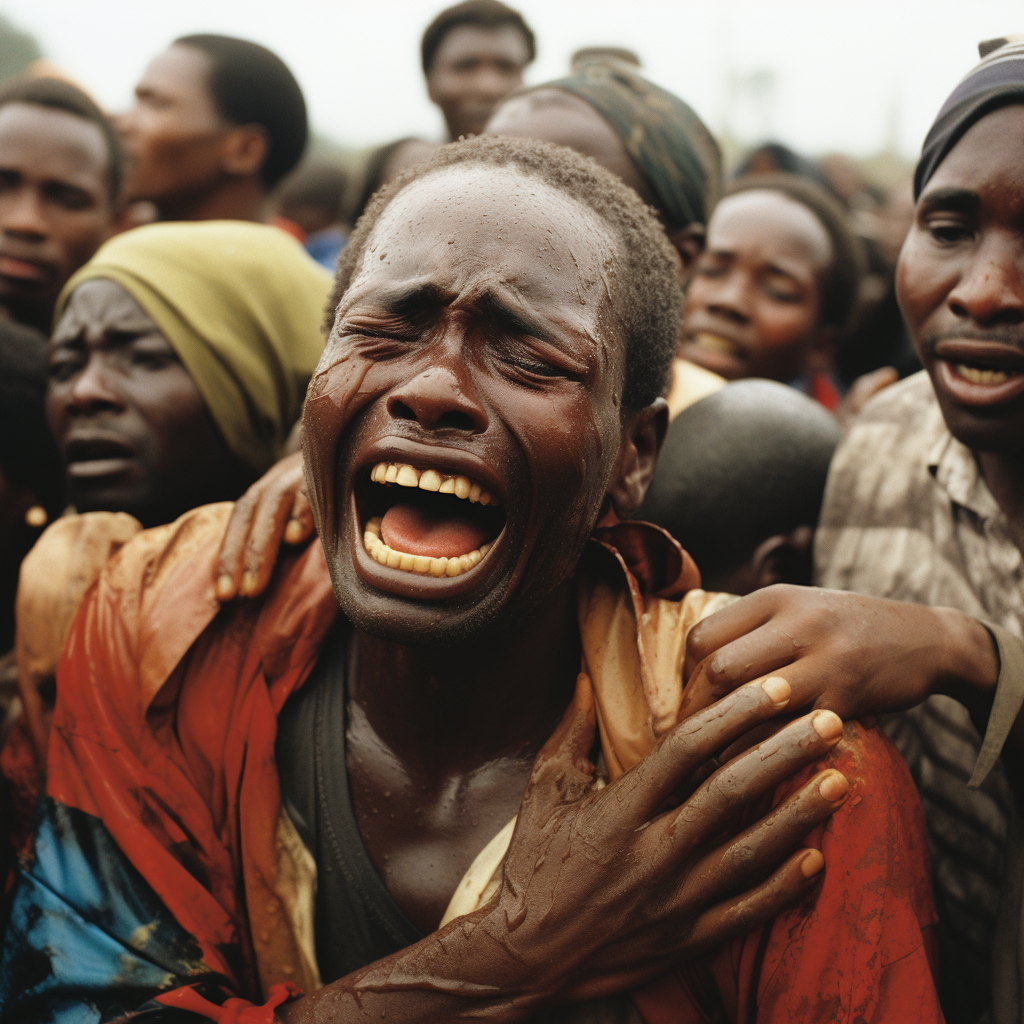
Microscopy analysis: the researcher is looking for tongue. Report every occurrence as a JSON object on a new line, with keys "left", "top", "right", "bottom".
{"left": 380, "top": 502, "right": 491, "bottom": 558}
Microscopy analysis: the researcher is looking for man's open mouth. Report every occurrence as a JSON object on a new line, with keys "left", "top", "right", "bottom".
{"left": 934, "top": 340, "right": 1024, "bottom": 407}
{"left": 690, "top": 332, "right": 743, "bottom": 357}
{"left": 949, "top": 363, "right": 1018, "bottom": 386}
{"left": 358, "top": 461, "right": 505, "bottom": 579}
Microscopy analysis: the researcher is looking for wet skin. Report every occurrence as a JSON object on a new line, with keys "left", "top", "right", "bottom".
{"left": 275, "top": 164, "right": 849, "bottom": 1021}
{"left": 0, "top": 102, "right": 113, "bottom": 333}
{"left": 48, "top": 278, "right": 255, "bottom": 527}
{"left": 427, "top": 24, "right": 531, "bottom": 140}
{"left": 679, "top": 190, "right": 835, "bottom": 382}
{"left": 303, "top": 164, "right": 641, "bottom": 929}
{"left": 119, "top": 44, "right": 267, "bottom": 221}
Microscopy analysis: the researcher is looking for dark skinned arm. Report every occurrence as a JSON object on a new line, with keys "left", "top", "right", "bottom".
{"left": 683, "top": 584, "right": 1024, "bottom": 772}
{"left": 279, "top": 677, "right": 848, "bottom": 1022}
{"left": 216, "top": 451, "right": 312, "bottom": 600}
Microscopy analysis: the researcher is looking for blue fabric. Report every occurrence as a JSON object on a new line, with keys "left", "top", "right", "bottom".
{"left": 304, "top": 227, "right": 346, "bottom": 271}
{"left": 0, "top": 798, "right": 213, "bottom": 1023}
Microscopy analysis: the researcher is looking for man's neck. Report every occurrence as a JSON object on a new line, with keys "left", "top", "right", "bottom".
{"left": 978, "top": 449, "right": 1024, "bottom": 551}
{"left": 155, "top": 175, "right": 266, "bottom": 223}
{"left": 348, "top": 582, "right": 581, "bottom": 779}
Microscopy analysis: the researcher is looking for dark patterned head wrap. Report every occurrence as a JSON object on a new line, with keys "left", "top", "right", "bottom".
{"left": 915, "top": 36, "right": 1024, "bottom": 198}
{"left": 545, "top": 63, "right": 722, "bottom": 229}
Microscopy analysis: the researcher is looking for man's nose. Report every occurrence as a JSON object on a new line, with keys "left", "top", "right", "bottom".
{"left": 386, "top": 363, "right": 488, "bottom": 433}
{"left": 0, "top": 187, "right": 48, "bottom": 240}
{"left": 947, "top": 237, "right": 1024, "bottom": 326}
{"left": 66, "top": 354, "right": 127, "bottom": 414}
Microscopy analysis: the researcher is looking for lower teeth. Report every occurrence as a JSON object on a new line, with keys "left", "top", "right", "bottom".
{"left": 954, "top": 363, "right": 1013, "bottom": 385}
{"left": 362, "top": 517, "right": 491, "bottom": 577}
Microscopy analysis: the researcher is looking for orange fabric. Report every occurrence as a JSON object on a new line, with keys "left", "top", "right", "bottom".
{"left": 45, "top": 505, "right": 940, "bottom": 1021}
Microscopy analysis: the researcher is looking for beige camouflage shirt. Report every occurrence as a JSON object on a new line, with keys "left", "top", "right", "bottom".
{"left": 815, "top": 370, "right": 1024, "bottom": 1023}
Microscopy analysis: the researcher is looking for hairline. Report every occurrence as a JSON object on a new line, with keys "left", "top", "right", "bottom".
{"left": 0, "top": 98, "right": 115, "bottom": 202}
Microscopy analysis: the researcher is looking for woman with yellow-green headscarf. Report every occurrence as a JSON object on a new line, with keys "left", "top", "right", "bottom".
{"left": 46, "top": 219, "right": 332, "bottom": 527}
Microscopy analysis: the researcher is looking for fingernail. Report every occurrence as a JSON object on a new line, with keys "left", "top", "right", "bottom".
{"left": 818, "top": 771, "right": 849, "bottom": 802}
{"left": 241, "top": 570, "right": 258, "bottom": 596}
{"left": 216, "top": 574, "right": 235, "bottom": 600}
{"left": 812, "top": 710, "right": 843, "bottom": 742}
{"left": 800, "top": 849, "right": 824, "bottom": 878}
{"left": 761, "top": 676, "right": 790, "bottom": 705}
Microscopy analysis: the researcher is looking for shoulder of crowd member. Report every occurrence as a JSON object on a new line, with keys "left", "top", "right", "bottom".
{"left": 724, "top": 720, "right": 941, "bottom": 1020}
{"left": 822, "top": 370, "right": 942, "bottom": 488}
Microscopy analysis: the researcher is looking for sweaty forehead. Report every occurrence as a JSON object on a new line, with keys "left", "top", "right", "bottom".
{"left": 351, "top": 164, "right": 620, "bottom": 305}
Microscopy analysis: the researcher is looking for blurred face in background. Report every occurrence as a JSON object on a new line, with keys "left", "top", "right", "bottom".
{"left": 679, "top": 189, "right": 835, "bottom": 383}
{"left": 426, "top": 24, "right": 531, "bottom": 139}
{"left": 118, "top": 44, "right": 229, "bottom": 207}
{"left": 0, "top": 102, "right": 113, "bottom": 332}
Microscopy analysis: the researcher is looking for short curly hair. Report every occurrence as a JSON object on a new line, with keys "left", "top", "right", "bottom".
{"left": 326, "top": 134, "right": 682, "bottom": 412}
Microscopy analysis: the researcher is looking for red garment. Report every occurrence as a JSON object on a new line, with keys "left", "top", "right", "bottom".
{"left": 45, "top": 504, "right": 941, "bottom": 1021}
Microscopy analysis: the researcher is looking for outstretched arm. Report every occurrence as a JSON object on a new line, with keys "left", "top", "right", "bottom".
{"left": 683, "top": 584, "right": 1024, "bottom": 781}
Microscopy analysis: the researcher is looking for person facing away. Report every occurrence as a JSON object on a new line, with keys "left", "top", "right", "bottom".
{"left": 0, "top": 134, "right": 941, "bottom": 1024}
{"left": 0, "top": 76, "right": 120, "bottom": 334}
{"left": 678, "top": 172, "right": 866, "bottom": 410}
{"left": 638, "top": 379, "right": 841, "bottom": 596}
{"left": 421, "top": 0, "right": 535, "bottom": 140}
{"left": 118, "top": 34, "right": 307, "bottom": 223}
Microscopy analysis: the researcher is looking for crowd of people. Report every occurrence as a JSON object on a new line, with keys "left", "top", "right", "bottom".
{"left": 0, "top": 2, "right": 1021, "bottom": 1022}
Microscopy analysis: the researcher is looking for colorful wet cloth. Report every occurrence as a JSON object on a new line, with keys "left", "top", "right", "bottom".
{"left": 55, "top": 221, "right": 333, "bottom": 474}
{"left": 915, "top": 36, "right": 1024, "bottom": 197}
{"left": 547, "top": 63, "right": 721, "bottom": 229}
{"left": 0, "top": 507, "right": 941, "bottom": 1022}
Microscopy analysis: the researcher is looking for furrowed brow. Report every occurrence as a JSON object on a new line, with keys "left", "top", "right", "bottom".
{"left": 918, "top": 187, "right": 980, "bottom": 217}
{"left": 476, "top": 291, "right": 555, "bottom": 341}
{"left": 360, "top": 281, "right": 455, "bottom": 318}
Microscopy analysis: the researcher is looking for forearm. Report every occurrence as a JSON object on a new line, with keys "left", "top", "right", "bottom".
{"left": 278, "top": 909, "right": 540, "bottom": 1024}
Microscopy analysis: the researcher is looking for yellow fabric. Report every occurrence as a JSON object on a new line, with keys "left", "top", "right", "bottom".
{"left": 55, "top": 221, "right": 333, "bottom": 473}
{"left": 666, "top": 357, "right": 725, "bottom": 419}
{"left": 440, "top": 582, "right": 735, "bottom": 926}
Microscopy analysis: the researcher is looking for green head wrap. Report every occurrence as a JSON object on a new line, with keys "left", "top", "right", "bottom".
{"left": 56, "top": 220, "right": 333, "bottom": 473}
{"left": 545, "top": 63, "right": 721, "bottom": 230}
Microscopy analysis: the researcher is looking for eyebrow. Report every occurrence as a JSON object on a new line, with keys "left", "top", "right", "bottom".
{"left": 918, "top": 187, "right": 980, "bottom": 216}
{"left": 352, "top": 281, "right": 557, "bottom": 341}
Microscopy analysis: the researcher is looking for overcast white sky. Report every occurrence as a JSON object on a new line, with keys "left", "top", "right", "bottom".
{"left": 7, "top": 1, "right": 1023, "bottom": 158}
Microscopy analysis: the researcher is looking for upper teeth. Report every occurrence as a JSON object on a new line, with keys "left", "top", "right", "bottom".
{"left": 954, "top": 364, "right": 1014, "bottom": 386}
{"left": 369, "top": 462, "right": 499, "bottom": 506}
{"left": 693, "top": 332, "right": 739, "bottom": 355}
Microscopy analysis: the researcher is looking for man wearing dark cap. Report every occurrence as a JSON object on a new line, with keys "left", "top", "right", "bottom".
{"left": 421, "top": 0, "right": 535, "bottom": 140}
{"left": 689, "top": 36, "right": 1024, "bottom": 1024}
{"left": 119, "top": 34, "right": 307, "bottom": 223}
{"left": 0, "top": 77, "right": 119, "bottom": 333}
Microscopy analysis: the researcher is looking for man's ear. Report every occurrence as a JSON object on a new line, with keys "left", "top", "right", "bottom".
{"left": 220, "top": 124, "right": 269, "bottom": 178}
{"left": 749, "top": 525, "right": 815, "bottom": 589}
{"left": 665, "top": 222, "right": 706, "bottom": 282}
{"left": 607, "top": 398, "right": 669, "bottom": 518}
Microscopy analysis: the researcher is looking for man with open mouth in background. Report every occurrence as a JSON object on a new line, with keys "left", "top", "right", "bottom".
{"left": 0, "top": 136, "right": 943, "bottom": 1023}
